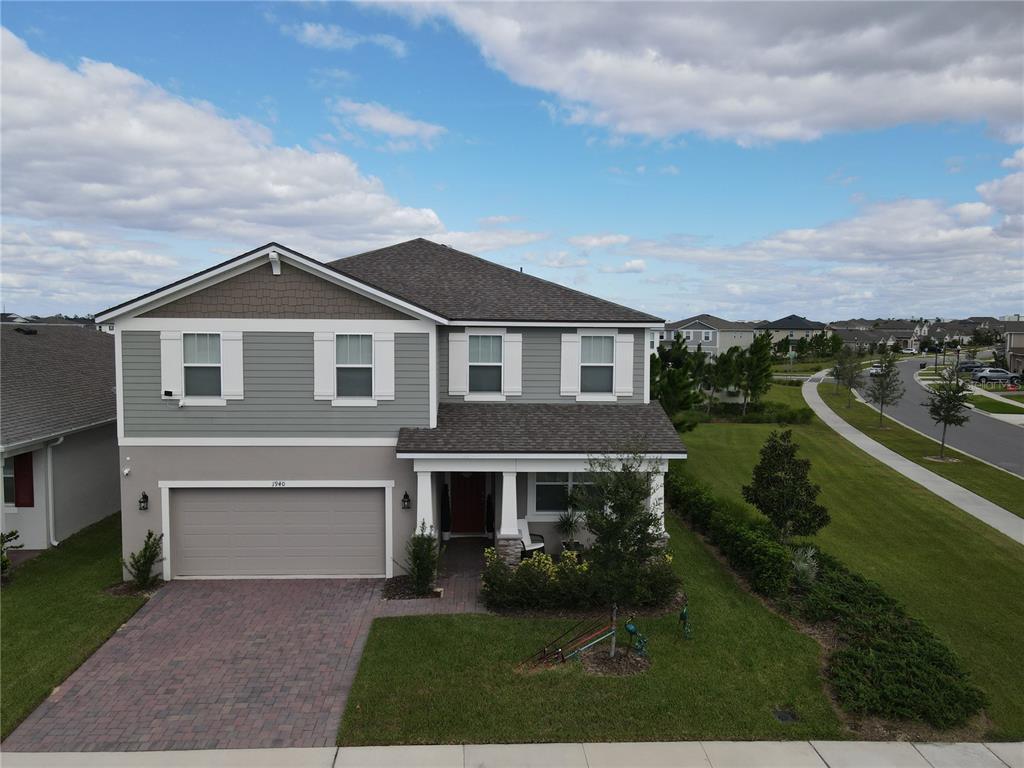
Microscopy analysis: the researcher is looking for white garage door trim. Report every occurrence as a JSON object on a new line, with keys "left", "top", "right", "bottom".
{"left": 158, "top": 480, "right": 394, "bottom": 581}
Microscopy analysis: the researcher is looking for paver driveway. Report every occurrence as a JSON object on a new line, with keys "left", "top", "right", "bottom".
{"left": 5, "top": 571, "right": 483, "bottom": 752}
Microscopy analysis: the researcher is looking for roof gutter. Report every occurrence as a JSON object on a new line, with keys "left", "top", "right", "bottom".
{"left": 46, "top": 436, "right": 64, "bottom": 547}
{"left": 0, "top": 417, "right": 117, "bottom": 456}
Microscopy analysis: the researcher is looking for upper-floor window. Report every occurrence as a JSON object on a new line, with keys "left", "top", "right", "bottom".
{"left": 683, "top": 330, "right": 693, "bottom": 341}
{"left": 336, "top": 334, "right": 373, "bottom": 398}
{"left": 702, "top": 330, "right": 712, "bottom": 342}
{"left": 580, "top": 335, "right": 614, "bottom": 393}
{"left": 2, "top": 458, "right": 14, "bottom": 505}
{"left": 183, "top": 333, "right": 221, "bottom": 397}
{"left": 469, "top": 335, "right": 502, "bottom": 393}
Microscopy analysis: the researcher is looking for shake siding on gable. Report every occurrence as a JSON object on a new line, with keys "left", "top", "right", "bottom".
{"left": 121, "top": 331, "right": 429, "bottom": 437}
{"left": 438, "top": 327, "right": 645, "bottom": 403}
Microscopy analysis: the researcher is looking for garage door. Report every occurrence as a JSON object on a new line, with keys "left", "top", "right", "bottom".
{"left": 171, "top": 487, "right": 386, "bottom": 578}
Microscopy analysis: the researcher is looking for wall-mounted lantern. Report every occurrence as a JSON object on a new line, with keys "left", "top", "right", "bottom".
{"left": 401, "top": 491, "right": 411, "bottom": 510}
{"left": 138, "top": 492, "right": 149, "bottom": 511}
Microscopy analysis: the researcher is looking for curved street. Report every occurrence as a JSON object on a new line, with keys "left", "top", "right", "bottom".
{"left": 853, "top": 358, "right": 1024, "bottom": 477}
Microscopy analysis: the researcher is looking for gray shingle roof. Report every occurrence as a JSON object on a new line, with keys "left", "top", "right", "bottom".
{"left": 666, "top": 314, "right": 757, "bottom": 331}
{"left": 756, "top": 314, "right": 826, "bottom": 331}
{"left": 1, "top": 325, "right": 116, "bottom": 450}
{"left": 330, "top": 238, "right": 661, "bottom": 324}
{"left": 397, "top": 402, "right": 686, "bottom": 455}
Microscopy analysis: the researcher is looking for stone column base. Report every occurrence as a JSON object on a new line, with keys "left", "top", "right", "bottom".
{"left": 495, "top": 535, "right": 521, "bottom": 566}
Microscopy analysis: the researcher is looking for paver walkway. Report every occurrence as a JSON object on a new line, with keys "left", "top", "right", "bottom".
{"left": 4, "top": 558, "right": 484, "bottom": 753}
{"left": 803, "top": 373, "right": 1023, "bottom": 544}
{"left": 3, "top": 741, "right": 1022, "bottom": 767}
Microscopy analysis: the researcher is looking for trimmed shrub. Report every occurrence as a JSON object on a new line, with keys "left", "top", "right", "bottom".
{"left": 406, "top": 521, "right": 440, "bottom": 596}
{"left": 707, "top": 514, "right": 792, "bottom": 597}
{"left": 123, "top": 530, "right": 164, "bottom": 590}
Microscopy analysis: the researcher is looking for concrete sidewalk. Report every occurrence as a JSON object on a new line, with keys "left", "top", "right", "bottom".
{"left": 802, "top": 373, "right": 1023, "bottom": 545}
{"left": 3, "top": 741, "right": 1022, "bottom": 767}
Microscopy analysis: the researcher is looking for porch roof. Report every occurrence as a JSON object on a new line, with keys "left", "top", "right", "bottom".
{"left": 396, "top": 402, "right": 686, "bottom": 457}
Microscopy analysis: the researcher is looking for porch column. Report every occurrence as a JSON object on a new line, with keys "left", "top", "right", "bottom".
{"left": 496, "top": 471, "right": 521, "bottom": 565}
{"left": 416, "top": 471, "right": 433, "bottom": 531}
{"left": 649, "top": 470, "right": 667, "bottom": 538}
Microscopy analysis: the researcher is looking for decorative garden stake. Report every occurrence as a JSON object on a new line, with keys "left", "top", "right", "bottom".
{"left": 609, "top": 604, "right": 618, "bottom": 658}
{"left": 624, "top": 616, "right": 648, "bottom": 658}
{"left": 679, "top": 605, "right": 692, "bottom": 639}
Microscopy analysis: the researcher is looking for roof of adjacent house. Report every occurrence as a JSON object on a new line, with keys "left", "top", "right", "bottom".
{"left": 329, "top": 239, "right": 661, "bottom": 324}
{"left": 1004, "top": 321, "right": 1024, "bottom": 334}
{"left": 756, "top": 314, "right": 826, "bottom": 330}
{"left": 666, "top": 314, "right": 758, "bottom": 332}
{"left": 0, "top": 324, "right": 116, "bottom": 451}
{"left": 396, "top": 402, "right": 686, "bottom": 455}
{"left": 831, "top": 328, "right": 888, "bottom": 343}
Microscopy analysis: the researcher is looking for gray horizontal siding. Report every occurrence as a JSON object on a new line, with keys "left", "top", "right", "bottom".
{"left": 439, "top": 327, "right": 644, "bottom": 404}
{"left": 122, "top": 331, "right": 429, "bottom": 437}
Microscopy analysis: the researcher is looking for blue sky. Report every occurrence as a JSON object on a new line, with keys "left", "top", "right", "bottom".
{"left": 2, "top": 2, "right": 1022, "bottom": 321}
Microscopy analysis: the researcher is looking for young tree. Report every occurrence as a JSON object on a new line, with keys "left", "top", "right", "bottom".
{"left": 703, "top": 347, "right": 739, "bottom": 413}
{"left": 925, "top": 367, "right": 971, "bottom": 459}
{"left": 742, "top": 430, "right": 829, "bottom": 541}
{"left": 865, "top": 351, "right": 905, "bottom": 426}
{"left": 795, "top": 336, "right": 810, "bottom": 359}
{"left": 740, "top": 331, "right": 774, "bottom": 413}
{"left": 572, "top": 451, "right": 669, "bottom": 603}
{"left": 832, "top": 346, "right": 865, "bottom": 407}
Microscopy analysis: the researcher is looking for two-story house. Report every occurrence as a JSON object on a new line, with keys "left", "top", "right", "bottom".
{"left": 661, "top": 314, "right": 757, "bottom": 357}
{"left": 1005, "top": 321, "right": 1024, "bottom": 374}
{"left": 96, "top": 240, "right": 686, "bottom": 581}
{"left": 756, "top": 314, "right": 828, "bottom": 344}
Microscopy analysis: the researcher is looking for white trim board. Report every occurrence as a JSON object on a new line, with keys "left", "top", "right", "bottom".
{"left": 117, "top": 318, "right": 435, "bottom": 333}
{"left": 454, "top": 320, "right": 664, "bottom": 329}
{"left": 121, "top": 437, "right": 399, "bottom": 447}
{"left": 159, "top": 479, "right": 395, "bottom": 581}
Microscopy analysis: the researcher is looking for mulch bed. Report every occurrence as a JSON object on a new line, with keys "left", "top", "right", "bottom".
{"left": 382, "top": 575, "right": 442, "bottom": 600}
{"left": 580, "top": 646, "right": 651, "bottom": 676}
{"left": 104, "top": 579, "right": 165, "bottom": 598}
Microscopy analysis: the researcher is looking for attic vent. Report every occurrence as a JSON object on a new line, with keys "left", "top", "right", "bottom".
{"left": 14, "top": 327, "right": 38, "bottom": 335}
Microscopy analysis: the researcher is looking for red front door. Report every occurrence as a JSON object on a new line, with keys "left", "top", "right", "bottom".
{"left": 451, "top": 474, "right": 486, "bottom": 534}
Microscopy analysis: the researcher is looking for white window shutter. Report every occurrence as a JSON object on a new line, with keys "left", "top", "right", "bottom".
{"left": 503, "top": 333, "right": 522, "bottom": 396}
{"left": 159, "top": 331, "right": 183, "bottom": 398}
{"left": 614, "top": 334, "right": 634, "bottom": 397}
{"left": 221, "top": 332, "right": 244, "bottom": 399}
{"left": 560, "top": 334, "right": 580, "bottom": 396}
{"left": 449, "top": 333, "right": 468, "bottom": 396}
{"left": 373, "top": 331, "right": 395, "bottom": 401}
{"left": 313, "top": 332, "right": 335, "bottom": 400}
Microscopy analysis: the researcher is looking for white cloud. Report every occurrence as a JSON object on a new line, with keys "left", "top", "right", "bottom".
{"left": 479, "top": 214, "right": 521, "bottom": 226}
{"left": 438, "top": 229, "right": 547, "bottom": 254}
{"left": 0, "top": 29, "right": 541, "bottom": 314}
{"left": 600, "top": 259, "right": 646, "bottom": 274}
{"left": 659, "top": 164, "right": 680, "bottom": 176}
{"left": 949, "top": 202, "right": 993, "bottom": 225}
{"left": 526, "top": 251, "right": 589, "bottom": 269}
{"left": 1002, "top": 148, "right": 1024, "bottom": 169}
{"left": 281, "top": 22, "right": 406, "bottom": 57}
{"left": 406, "top": 4, "right": 1024, "bottom": 144}
{"left": 977, "top": 171, "right": 1024, "bottom": 215}
{"left": 568, "top": 233, "right": 631, "bottom": 249}
{"left": 331, "top": 99, "right": 446, "bottom": 150}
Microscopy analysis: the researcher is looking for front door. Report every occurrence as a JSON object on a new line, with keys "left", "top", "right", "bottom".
{"left": 450, "top": 473, "right": 486, "bottom": 534}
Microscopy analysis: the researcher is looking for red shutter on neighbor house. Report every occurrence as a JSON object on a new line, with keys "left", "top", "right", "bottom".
{"left": 13, "top": 453, "right": 34, "bottom": 507}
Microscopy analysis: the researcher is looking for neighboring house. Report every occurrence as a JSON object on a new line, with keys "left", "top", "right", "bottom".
{"left": 830, "top": 328, "right": 889, "bottom": 352}
{"left": 755, "top": 314, "right": 828, "bottom": 344}
{"left": 0, "top": 312, "right": 28, "bottom": 324}
{"left": 95, "top": 240, "right": 685, "bottom": 580}
{"left": 1, "top": 324, "right": 120, "bottom": 551}
{"left": 1005, "top": 321, "right": 1024, "bottom": 374}
{"left": 661, "top": 314, "right": 757, "bottom": 356}
{"left": 929, "top": 322, "right": 976, "bottom": 347}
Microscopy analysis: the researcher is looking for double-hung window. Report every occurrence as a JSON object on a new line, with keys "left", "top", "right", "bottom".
{"left": 535, "top": 472, "right": 601, "bottom": 517}
{"left": 683, "top": 330, "right": 693, "bottom": 341}
{"left": 702, "top": 330, "right": 712, "bottom": 342}
{"left": 580, "top": 335, "right": 614, "bottom": 393}
{"left": 468, "top": 335, "right": 502, "bottom": 393}
{"left": 336, "top": 334, "right": 373, "bottom": 398}
{"left": 2, "top": 459, "right": 14, "bottom": 505}
{"left": 183, "top": 333, "right": 222, "bottom": 397}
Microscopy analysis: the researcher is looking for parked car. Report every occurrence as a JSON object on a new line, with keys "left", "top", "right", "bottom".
{"left": 868, "top": 364, "right": 883, "bottom": 377}
{"left": 956, "top": 360, "right": 985, "bottom": 372}
{"left": 971, "top": 368, "right": 1020, "bottom": 385}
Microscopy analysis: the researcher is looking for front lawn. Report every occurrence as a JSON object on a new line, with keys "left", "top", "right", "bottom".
{"left": 816, "top": 384, "right": 1024, "bottom": 518}
{"left": 339, "top": 514, "right": 841, "bottom": 745}
{"left": 1, "top": 514, "right": 145, "bottom": 740}
{"left": 681, "top": 391, "right": 1024, "bottom": 740}
{"left": 967, "top": 395, "right": 1024, "bottom": 414}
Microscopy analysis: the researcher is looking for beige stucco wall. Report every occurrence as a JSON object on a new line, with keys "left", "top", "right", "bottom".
{"left": 118, "top": 445, "right": 418, "bottom": 577}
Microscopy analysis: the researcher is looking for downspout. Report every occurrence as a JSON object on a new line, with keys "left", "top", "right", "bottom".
{"left": 46, "top": 436, "right": 64, "bottom": 547}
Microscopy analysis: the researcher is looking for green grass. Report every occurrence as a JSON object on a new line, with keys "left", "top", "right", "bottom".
{"left": 681, "top": 388, "right": 1024, "bottom": 739}
{"left": 1, "top": 514, "right": 145, "bottom": 739}
{"left": 968, "top": 395, "right": 1024, "bottom": 414}
{"left": 339, "top": 514, "right": 841, "bottom": 745}
{"left": 817, "top": 385, "right": 1024, "bottom": 518}
{"left": 772, "top": 358, "right": 835, "bottom": 374}
{"left": 1001, "top": 392, "right": 1024, "bottom": 401}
